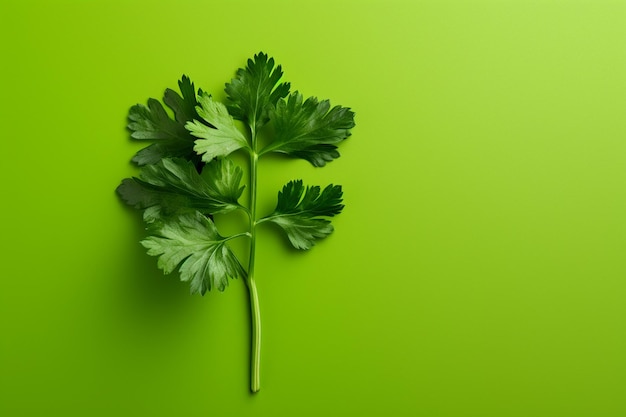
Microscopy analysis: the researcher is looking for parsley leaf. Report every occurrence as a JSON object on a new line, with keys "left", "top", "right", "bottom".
{"left": 260, "top": 92, "right": 356, "bottom": 167}
{"left": 118, "top": 52, "right": 355, "bottom": 393}
{"left": 260, "top": 180, "right": 344, "bottom": 250}
{"left": 225, "top": 52, "right": 290, "bottom": 130}
{"left": 142, "top": 211, "right": 247, "bottom": 294}
{"left": 187, "top": 93, "right": 250, "bottom": 161}
{"left": 128, "top": 76, "right": 204, "bottom": 165}
{"left": 116, "top": 157, "right": 245, "bottom": 217}
{"left": 164, "top": 75, "right": 205, "bottom": 124}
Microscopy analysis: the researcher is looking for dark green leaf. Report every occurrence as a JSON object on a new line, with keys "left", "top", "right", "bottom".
{"left": 261, "top": 92, "right": 355, "bottom": 167}
{"left": 261, "top": 180, "right": 344, "bottom": 250}
{"left": 163, "top": 75, "right": 205, "bottom": 124}
{"left": 142, "top": 211, "right": 246, "bottom": 294}
{"left": 225, "top": 52, "right": 290, "bottom": 130}
{"left": 116, "top": 157, "right": 245, "bottom": 217}
{"left": 128, "top": 76, "right": 204, "bottom": 165}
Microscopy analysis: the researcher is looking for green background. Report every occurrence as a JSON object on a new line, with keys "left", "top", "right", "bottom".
{"left": 1, "top": 0, "right": 625, "bottom": 415}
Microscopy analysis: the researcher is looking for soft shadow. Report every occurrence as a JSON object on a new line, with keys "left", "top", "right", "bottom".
{"left": 113, "top": 202, "right": 195, "bottom": 322}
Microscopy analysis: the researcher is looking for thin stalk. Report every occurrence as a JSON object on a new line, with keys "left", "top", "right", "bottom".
{"left": 223, "top": 231, "right": 251, "bottom": 242}
{"left": 247, "top": 261, "right": 261, "bottom": 393}
{"left": 246, "top": 123, "right": 261, "bottom": 393}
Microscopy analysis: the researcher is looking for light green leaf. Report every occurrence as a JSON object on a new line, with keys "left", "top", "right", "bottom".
{"left": 141, "top": 211, "right": 246, "bottom": 294}
{"left": 187, "top": 93, "right": 249, "bottom": 161}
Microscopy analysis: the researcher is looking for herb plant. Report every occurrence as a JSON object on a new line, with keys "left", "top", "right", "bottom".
{"left": 117, "top": 52, "right": 355, "bottom": 392}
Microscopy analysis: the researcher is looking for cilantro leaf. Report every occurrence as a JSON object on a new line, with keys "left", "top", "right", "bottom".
{"left": 128, "top": 76, "right": 204, "bottom": 165}
{"left": 187, "top": 93, "right": 250, "bottom": 162}
{"left": 260, "top": 92, "right": 355, "bottom": 167}
{"left": 116, "top": 157, "right": 245, "bottom": 216}
{"left": 225, "top": 52, "right": 290, "bottom": 130}
{"left": 260, "top": 180, "right": 344, "bottom": 250}
{"left": 142, "top": 211, "right": 247, "bottom": 294}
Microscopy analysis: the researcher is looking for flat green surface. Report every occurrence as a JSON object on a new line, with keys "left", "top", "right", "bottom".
{"left": 1, "top": 0, "right": 625, "bottom": 415}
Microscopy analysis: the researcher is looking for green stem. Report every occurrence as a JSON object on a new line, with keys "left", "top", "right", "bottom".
{"left": 247, "top": 268, "right": 261, "bottom": 393}
{"left": 224, "top": 231, "right": 251, "bottom": 242}
{"left": 246, "top": 123, "right": 261, "bottom": 393}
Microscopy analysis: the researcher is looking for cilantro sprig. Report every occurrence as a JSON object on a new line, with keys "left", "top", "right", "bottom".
{"left": 117, "top": 52, "right": 355, "bottom": 392}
